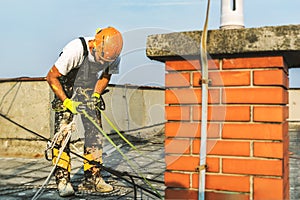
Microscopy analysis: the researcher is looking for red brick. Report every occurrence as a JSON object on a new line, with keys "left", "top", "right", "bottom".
{"left": 166, "top": 156, "right": 219, "bottom": 172}
{"left": 253, "top": 142, "right": 283, "bottom": 159}
{"left": 166, "top": 155, "right": 199, "bottom": 172}
{"left": 192, "top": 139, "right": 219, "bottom": 155}
{"left": 223, "top": 158, "right": 282, "bottom": 176}
{"left": 205, "top": 191, "right": 250, "bottom": 200}
{"left": 166, "top": 88, "right": 220, "bottom": 104}
{"left": 192, "top": 106, "right": 250, "bottom": 122}
{"left": 205, "top": 157, "right": 220, "bottom": 173}
{"left": 165, "top": 122, "right": 200, "bottom": 138}
{"left": 193, "top": 140, "right": 250, "bottom": 156}
{"left": 222, "top": 56, "right": 284, "bottom": 69}
{"left": 253, "top": 177, "right": 283, "bottom": 200}
{"left": 165, "top": 171, "right": 190, "bottom": 188}
{"left": 166, "top": 59, "right": 219, "bottom": 71}
{"left": 193, "top": 72, "right": 202, "bottom": 87}
{"left": 165, "top": 188, "right": 250, "bottom": 200}
{"left": 222, "top": 123, "right": 285, "bottom": 140}
{"left": 205, "top": 123, "right": 221, "bottom": 138}
{"left": 207, "top": 174, "right": 250, "bottom": 192}
{"left": 253, "top": 69, "right": 288, "bottom": 88}
{"left": 166, "top": 72, "right": 190, "bottom": 88}
{"left": 166, "top": 60, "right": 200, "bottom": 71}
{"left": 192, "top": 174, "right": 250, "bottom": 192}
{"left": 253, "top": 106, "right": 288, "bottom": 122}
{"left": 166, "top": 89, "right": 198, "bottom": 104}
{"left": 193, "top": 71, "right": 250, "bottom": 87}
{"left": 223, "top": 88, "right": 288, "bottom": 104}
{"left": 165, "top": 122, "right": 220, "bottom": 138}
{"left": 165, "top": 138, "right": 190, "bottom": 154}
{"left": 165, "top": 188, "right": 198, "bottom": 200}
{"left": 165, "top": 106, "right": 190, "bottom": 121}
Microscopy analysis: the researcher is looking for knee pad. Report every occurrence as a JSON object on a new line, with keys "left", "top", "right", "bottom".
{"left": 52, "top": 148, "right": 71, "bottom": 172}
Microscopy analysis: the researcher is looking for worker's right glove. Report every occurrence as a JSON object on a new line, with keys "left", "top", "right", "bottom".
{"left": 87, "top": 92, "right": 105, "bottom": 111}
{"left": 63, "top": 98, "right": 82, "bottom": 114}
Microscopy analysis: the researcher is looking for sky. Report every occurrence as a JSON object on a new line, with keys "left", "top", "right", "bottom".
{"left": 0, "top": 0, "right": 299, "bottom": 87}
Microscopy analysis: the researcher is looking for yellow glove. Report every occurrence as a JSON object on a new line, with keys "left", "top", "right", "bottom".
{"left": 63, "top": 98, "right": 82, "bottom": 114}
{"left": 92, "top": 92, "right": 100, "bottom": 99}
{"left": 90, "top": 92, "right": 105, "bottom": 110}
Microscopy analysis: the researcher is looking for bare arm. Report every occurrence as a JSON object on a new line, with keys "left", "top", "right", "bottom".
{"left": 46, "top": 65, "right": 67, "bottom": 102}
{"left": 94, "top": 71, "right": 111, "bottom": 95}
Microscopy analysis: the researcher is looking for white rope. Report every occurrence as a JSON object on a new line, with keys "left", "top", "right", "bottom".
{"left": 31, "top": 121, "right": 75, "bottom": 200}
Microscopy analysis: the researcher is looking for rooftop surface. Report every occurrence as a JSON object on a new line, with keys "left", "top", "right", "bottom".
{"left": 0, "top": 131, "right": 165, "bottom": 200}
{"left": 2, "top": 126, "right": 300, "bottom": 199}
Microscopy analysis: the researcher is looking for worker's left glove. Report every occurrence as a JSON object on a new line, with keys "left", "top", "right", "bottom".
{"left": 63, "top": 98, "right": 82, "bottom": 114}
{"left": 87, "top": 92, "right": 105, "bottom": 111}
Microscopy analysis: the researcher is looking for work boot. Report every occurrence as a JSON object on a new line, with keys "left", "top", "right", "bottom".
{"left": 94, "top": 175, "right": 113, "bottom": 192}
{"left": 54, "top": 167, "right": 75, "bottom": 197}
{"left": 57, "top": 178, "right": 75, "bottom": 197}
{"left": 78, "top": 170, "right": 113, "bottom": 193}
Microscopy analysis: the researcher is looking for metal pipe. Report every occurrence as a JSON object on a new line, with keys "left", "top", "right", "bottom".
{"left": 198, "top": 0, "right": 210, "bottom": 199}
{"left": 220, "top": 0, "right": 244, "bottom": 29}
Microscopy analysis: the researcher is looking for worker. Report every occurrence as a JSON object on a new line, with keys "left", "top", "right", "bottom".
{"left": 46, "top": 27, "right": 123, "bottom": 197}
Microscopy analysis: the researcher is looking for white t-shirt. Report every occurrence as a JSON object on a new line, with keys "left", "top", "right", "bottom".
{"left": 55, "top": 37, "right": 120, "bottom": 76}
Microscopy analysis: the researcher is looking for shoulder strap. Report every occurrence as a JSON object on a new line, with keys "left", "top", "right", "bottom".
{"left": 79, "top": 37, "right": 88, "bottom": 58}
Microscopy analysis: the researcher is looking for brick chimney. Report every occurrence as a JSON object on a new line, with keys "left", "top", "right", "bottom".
{"left": 146, "top": 25, "right": 300, "bottom": 199}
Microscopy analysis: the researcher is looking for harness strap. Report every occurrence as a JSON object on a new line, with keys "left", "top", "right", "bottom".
{"left": 78, "top": 37, "right": 90, "bottom": 82}
{"left": 79, "top": 37, "right": 88, "bottom": 58}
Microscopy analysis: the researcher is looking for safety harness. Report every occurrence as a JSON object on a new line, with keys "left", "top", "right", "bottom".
{"left": 79, "top": 37, "right": 88, "bottom": 58}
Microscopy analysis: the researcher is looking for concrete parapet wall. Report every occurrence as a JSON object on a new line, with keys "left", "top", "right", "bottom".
{"left": 0, "top": 79, "right": 53, "bottom": 157}
{"left": 102, "top": 84, "right": 165, "bottom": 135}
{"left": 0, "top": 79, "right": 53, "bottom": 138}
{"left": 0, "top": 78, "right": 165, "bottom": 158}
{"left": 289, "top": 89, "right": 300, "bottom": 123}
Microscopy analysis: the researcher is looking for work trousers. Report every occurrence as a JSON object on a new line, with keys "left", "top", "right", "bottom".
{"left": 51, "top": 91, "right": 103, "bottom": 175}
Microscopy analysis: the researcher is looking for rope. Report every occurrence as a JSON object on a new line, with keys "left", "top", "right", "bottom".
{"left": 31, "top": 122, "right": 73, "bottom": 200}
{"left": 77, "top": 87, "right": 163, "bottom": 163}
{"left": 0, "top": 112, "right": 163, "bottom": 199}
{"left": 99, "top": 109, "right": 164, "bottom": 163}
{"left": 80, "top": 110, "right": 163, "bottom": 199}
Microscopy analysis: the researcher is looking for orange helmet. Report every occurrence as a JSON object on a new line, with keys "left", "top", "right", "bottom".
{"left": 94, "top": 27, "right": 123, "bottom": 62}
